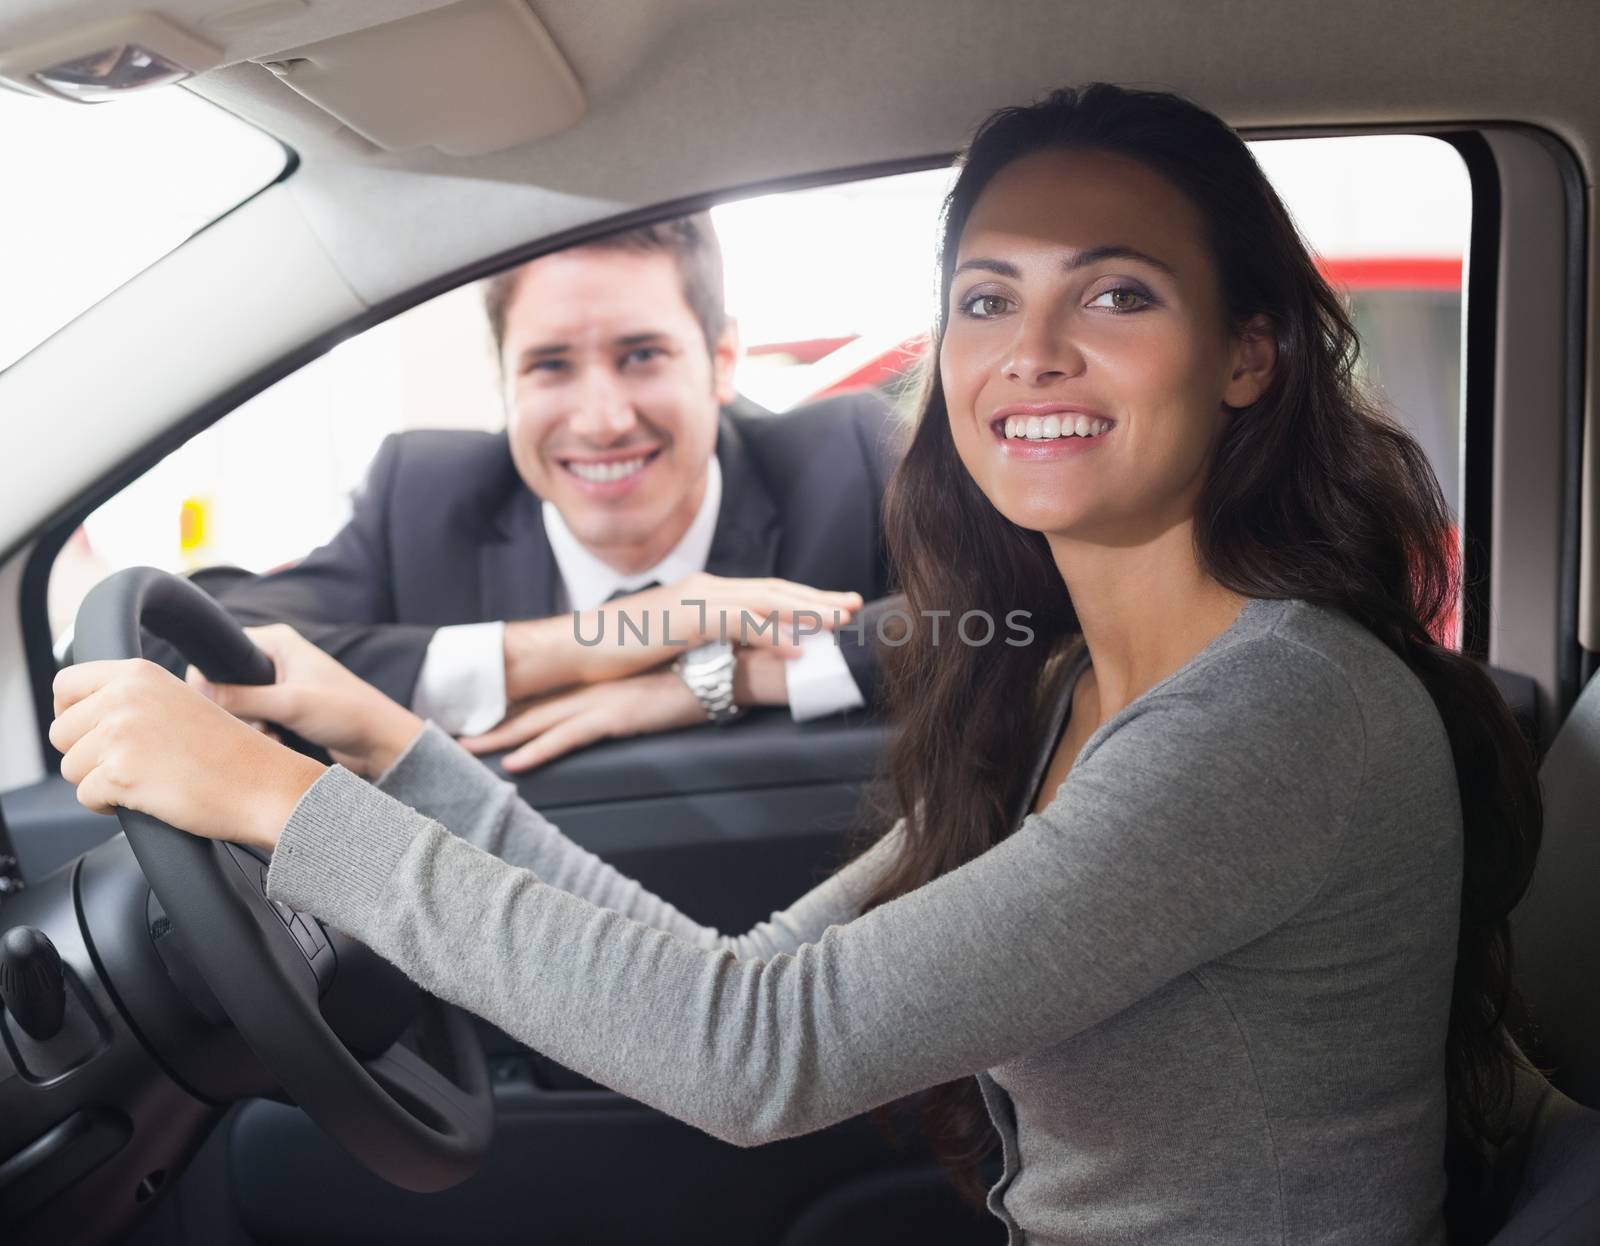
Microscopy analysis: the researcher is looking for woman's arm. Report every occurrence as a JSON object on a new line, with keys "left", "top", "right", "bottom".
{"left": 373, "top": 720, "right": 900, "bottom": 959}
{"left": 50, "top": 634, "right": 1368, "bottom": 1148}
{"left": 264, "top": 635, "right": 1365, "bottom": 1148}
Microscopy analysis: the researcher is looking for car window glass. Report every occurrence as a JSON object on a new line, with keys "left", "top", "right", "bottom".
{"left": 48, "top": 136, "right": 1470, "bottom": 648}
{"left": 0, "top": 85, "right": 287, "bottom": 374}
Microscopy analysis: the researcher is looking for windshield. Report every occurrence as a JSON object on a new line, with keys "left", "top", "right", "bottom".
{"left": 0, "top": 85, "right": 287, "bottom": 372}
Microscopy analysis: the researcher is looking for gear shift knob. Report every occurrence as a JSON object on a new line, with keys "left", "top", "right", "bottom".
{"left": 0, "top": 924, "right": 66, "bottom": 1041}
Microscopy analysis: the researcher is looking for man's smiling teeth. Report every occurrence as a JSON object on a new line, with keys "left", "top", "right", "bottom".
{"left": 1003, "top": 414, "right": 1112, "bottom": 440}
{"left": 568, "top": 456, "right": 649, "bottom": 483}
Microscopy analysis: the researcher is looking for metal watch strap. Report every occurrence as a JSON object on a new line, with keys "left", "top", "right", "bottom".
{"left": 672, "top": 642, "right": 743, "bottom": 725}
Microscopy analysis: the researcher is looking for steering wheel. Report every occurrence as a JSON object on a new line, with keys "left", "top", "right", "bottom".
{"left": 72, "top": 567, "right": 494, "bottom": 1192}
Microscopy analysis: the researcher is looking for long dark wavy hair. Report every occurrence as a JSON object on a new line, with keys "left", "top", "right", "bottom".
{"left": 864, "top": 83, "right": 1543, "bottom": 1239}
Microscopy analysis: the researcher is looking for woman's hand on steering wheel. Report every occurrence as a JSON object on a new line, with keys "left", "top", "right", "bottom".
{"left": 188, "top": 624, "right": 425, "bottom": 781}
{"left": 50, "top": 657, "right": 326, "bottom": 852}
{"left": 63, "top": 569, "right": 495, "bottom": 1191}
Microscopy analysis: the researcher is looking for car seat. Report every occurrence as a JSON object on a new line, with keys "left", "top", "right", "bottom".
{"left": 1487, "top": 667, "right": 1600, "bottom": 1242}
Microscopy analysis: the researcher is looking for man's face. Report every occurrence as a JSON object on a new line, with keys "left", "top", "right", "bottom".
{"left": 498, "top": 247, "right": 737, "bottom": 572}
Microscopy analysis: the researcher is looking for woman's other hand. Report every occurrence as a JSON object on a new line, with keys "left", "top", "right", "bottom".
{"left": 50, "top": 658, "right": 324, "bottom": 852}
{"left": 189, "top": 624, "right": 424, "bottom": 779}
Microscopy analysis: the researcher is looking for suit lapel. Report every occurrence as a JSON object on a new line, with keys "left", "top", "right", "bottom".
{"left": 480, "top": 485, "right": 560, "bottom": 621}
{"left": 705, "top": 410, "right": 782, "bottom": 577}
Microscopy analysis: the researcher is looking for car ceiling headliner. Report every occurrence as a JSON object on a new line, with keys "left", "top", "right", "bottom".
{"left": 3, "top": 0, "right": 1596, "bottom": 305}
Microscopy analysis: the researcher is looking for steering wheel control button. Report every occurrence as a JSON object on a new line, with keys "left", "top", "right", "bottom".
{"left": 288, "top": 917, "right": 320, "bottom": 959}
{"left": 251, "top": 861, "right": 302, "bottom": 931}
{"left": 300, "top": 916, "right": 327, "bottom": 954}
{"left": 0, "top": 927, "right": 64, "bottom": 1041}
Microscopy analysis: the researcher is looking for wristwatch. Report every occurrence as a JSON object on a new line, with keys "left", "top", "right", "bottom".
{"left": 672, "top": 641, "right": 743, "bottom": 725}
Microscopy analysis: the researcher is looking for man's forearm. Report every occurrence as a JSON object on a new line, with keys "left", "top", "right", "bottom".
{"left": 733, "top": 648, "right": 789, "bottom": 708}
{"left": 502, "top": 615, "right": 600, "bottom": 703}
{"left": 503, "top": 599, "right": 719, "bottom": 701}
{"left": 502, "top": 582, "right": 870, "bottom": 709}
{"left": 507, "top": 614, "right": 790, "bottom": 709}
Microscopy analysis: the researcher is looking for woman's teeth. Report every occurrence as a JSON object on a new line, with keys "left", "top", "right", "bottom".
{"left": 1002, "top": 414, "right": 1112, "bottom": 440}
{"left": 568, "top": 456, "right": 649, "bottom": 482}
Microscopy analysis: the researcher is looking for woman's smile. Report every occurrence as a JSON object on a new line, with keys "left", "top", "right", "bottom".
{"left": 989, "top": 402, "right": 1116, "bottom": 460}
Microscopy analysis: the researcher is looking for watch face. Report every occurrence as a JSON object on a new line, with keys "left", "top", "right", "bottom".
{"left": 682, "top": 641, "right": 734, "bottom": 673}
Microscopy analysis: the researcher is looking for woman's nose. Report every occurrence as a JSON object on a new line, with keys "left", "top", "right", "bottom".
{"left": 1002, "top": 314, "right": 1086, "bottom": 386}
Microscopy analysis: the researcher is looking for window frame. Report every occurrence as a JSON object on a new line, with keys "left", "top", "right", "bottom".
{"left": 14, "top": 125, "right": 1586, "bottom": 768}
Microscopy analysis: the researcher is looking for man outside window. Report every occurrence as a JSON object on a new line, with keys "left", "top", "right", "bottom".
{"left": 210, "top": 213, "right": 902, "bottom": 770}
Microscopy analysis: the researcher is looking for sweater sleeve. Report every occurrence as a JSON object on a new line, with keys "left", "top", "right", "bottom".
{"left": 265, "top": 635, "right": 1364, "bottom": 1148}
{"left": 369, "top": 721, "right": 895, "bottom": 960}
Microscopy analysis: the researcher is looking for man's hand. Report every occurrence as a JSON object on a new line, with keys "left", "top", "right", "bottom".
{"left": 502, "top": 574, "right": 863, "bottom": 703}
{"left": 50, "top": 659, "right": 324, "bottom": 852}
{"left": 461, "top": 648, "right": 790, "bottom": 773}
{"left": 460, "top": 669, "right": 703, "bottom": 773}
{"left": 640, "top": 573, "right": 863, "bottom": 653}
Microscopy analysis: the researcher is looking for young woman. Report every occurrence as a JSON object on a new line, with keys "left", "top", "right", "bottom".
{"left": 51, "top": 84, "right": 1541, "bottom": 1244}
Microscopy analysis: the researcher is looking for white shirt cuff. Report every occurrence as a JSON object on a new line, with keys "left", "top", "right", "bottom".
{"left": 783, "top": 631, "right": 866, "bottom": 722}
{"left": 411, "top": 621, "right": 508, "bottom": 737}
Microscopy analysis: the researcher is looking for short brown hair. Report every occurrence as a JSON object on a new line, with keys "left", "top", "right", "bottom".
{"left": 482, "top": 211, "right": 727, "bottom": 360}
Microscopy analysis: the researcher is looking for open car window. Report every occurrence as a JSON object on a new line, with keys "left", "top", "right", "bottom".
{"left": 0, "top": 85, "right": 286, "bottom": 374}
{"left": 46, "top": 136, "right": 1470, "bottom": 650}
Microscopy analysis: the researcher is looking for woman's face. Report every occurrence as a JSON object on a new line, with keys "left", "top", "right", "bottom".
{"left": 940, "top": 147, "right": 1272, "bottom": 545}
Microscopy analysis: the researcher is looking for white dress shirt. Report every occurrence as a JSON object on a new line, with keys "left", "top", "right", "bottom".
{"left": 411, "top": 457, "right": 866, "bottom": 734}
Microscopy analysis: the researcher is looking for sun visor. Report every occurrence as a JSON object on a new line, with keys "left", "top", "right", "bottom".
{"left": 250, "top": 0, "right": 585, "bottom": 157}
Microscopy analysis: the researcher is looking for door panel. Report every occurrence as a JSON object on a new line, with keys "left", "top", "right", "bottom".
{"left": 228, "top": 1092, "right": 999, "bottom": 1246}
{"left": 4, "top": 710, "right": 892, "bottom": 919}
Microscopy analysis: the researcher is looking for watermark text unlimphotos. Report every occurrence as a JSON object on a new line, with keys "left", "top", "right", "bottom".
{"left": 573, "top": 600, "right": 1036, "bottom": 648}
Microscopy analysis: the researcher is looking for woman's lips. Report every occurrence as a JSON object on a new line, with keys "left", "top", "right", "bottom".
{"left": 986, "top": 406, "right": 1115, "bottom": 459}
{"left": 995, "top": 430, "right": 1111, "bottom": 460}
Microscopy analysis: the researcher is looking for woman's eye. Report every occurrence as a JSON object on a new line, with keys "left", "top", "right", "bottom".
{"left": 960, "top": 293, "right": 1013, "bottom": 319}
{"left": 1088, "top": 286, "right": 1152, "bottom": 313}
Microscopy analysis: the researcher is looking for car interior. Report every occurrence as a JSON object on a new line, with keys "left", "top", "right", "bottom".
{"left": 0, "top": 1, "right": 1597, "bottom": 1243}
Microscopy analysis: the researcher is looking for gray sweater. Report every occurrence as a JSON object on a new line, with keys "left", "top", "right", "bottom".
{"left": 267, "top": 597, "right": 1462, "bottom": 1244}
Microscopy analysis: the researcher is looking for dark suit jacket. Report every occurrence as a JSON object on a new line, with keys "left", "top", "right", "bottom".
{"left": 211, "top": 392, "right": 903, "bottom": 710}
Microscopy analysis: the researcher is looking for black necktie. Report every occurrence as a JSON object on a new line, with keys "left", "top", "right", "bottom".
{"left": 603, "top": 580, "right": 661, "bottom": 604}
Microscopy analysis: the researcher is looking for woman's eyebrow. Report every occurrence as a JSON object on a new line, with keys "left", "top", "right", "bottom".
{"left": 1064, "top": 244, "right": 1177, "bottom": 276}
{"left": 953, "top": 246, "right": 1177, "bottom": 280}
{"left": 953, "top": 257, "right": 1023, "bottom": 279}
